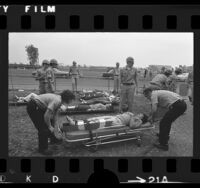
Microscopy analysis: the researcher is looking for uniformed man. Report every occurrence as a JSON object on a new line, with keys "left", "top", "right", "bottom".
{"left": 143, "top": 88, "right": 187, "bottom": 151}
{"left": 166, "top": 70, "right": 178, "bottom": 92}
{"left": 187, "top": 69, "right": 193, "bottom": 105}
{"left": 69, "top": 61, "right": 80, "bottom": 93}
{"left": 119, "top": 57, "right": 138, "bottom": 113}
{"left": 148, "top": 70, "right": 171, "bottom": 91}
{"left": 45, "top": 59, "right": 56, "bottom": 93}
{"left": 26, "top": 90, "right": 75, "bottom": 155}
{"left": 111, "top": 62, "right": 120, "bottom": 94}
{"left": 35, "top": 60, "right": 49, "bottom": 94}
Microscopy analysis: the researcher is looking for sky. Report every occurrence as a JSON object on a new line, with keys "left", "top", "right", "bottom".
{"left": 9, "top": 32, "right": 193, "bottom": 68}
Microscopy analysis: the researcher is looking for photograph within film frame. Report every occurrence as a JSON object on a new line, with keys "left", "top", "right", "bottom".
{"left": 0, "top": 4, "right": 200, "bottom": 183}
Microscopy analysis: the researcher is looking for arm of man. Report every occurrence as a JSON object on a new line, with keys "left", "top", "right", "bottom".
{"left": 150, "top": 103, "right": 158, "bottom": 122}
{"left": 44, "top": 109, "right": 54, "bottom": 132}
{"left": 134, "top": 69, "right": 138, "bottom": 88}
{"left": 148, "top": 93, "right": 158, "bottom": 122}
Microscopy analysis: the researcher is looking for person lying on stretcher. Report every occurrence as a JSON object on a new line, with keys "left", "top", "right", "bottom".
{"left": 60, "top": 103, "right": 114, "bottom": 112}
{"left": 79, "top": 95, "right": 120, "bottom": 105}
{"left": 60, "top": 112, "right": 149, "bottom": 132}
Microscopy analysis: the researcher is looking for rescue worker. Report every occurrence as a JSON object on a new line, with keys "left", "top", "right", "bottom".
{"left": 35, "top": 60, "right": 49, "bottom": 94}
{"left": 166, "top": 69, "right": 178, "bottom": 92}
{"left": 119, "top": 57, "right": 138, "bottom": 113}
{"left": 69, "top": 61, "right": 80, "bottom": 93}
{"left": 148, "top": 70, "right": 171, "bottom": 91}
{"left": 187, "top": 69, "right": 193, "bottom": 105}
{"left": 26, "top": 90, "right": 75, "bottom": 155}
{"left": 111, "top": 62, "right": 120, "bottom": 94}
{"left": 46, "top": 59, "right": 56, "bottom": 93}
{"left": 143, "top": 88, "right": 187, "bottom": 151}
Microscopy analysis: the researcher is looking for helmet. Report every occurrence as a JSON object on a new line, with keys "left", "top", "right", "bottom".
{"left": 42, "top": 59, "right": 49, "bottom": 65}
{"left": 50, "top": 59, "right": 58, "bottom": 66}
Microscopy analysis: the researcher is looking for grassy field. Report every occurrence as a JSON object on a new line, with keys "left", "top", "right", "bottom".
{"left": 8, "top": 92, "right": 193, "bottom": 157}
{"left": 8, "top": 68, "right": 193, "bottom": 157}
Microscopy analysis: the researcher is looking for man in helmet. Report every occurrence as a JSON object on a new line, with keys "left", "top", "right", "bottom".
{"left": 119, "top": 57, "right": 138, "bottom": 113}
{"left": 35, "top": 60, "right": 49, "bottom": 94}
{"left": 69, "top": 61, "right": 80, "bottom": 93}
{"left": 45, "top": 59, "right": 57, "bottom": 93}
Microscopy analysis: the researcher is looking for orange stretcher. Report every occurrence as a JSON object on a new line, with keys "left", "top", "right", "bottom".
{"left": 62, "top": 122, "right": 155, "bottom": 150}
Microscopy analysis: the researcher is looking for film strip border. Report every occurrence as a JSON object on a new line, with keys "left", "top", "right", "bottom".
{"left": 0, "top": 5, "right": 200, "bottom": 31}
{"left": 0, "top": 158, "right": 200, "bottom": 183}
{"left": 1, "top": 5, "right": 200, "bottom": 183}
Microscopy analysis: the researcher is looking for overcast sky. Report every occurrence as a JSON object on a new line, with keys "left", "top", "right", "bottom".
{"left": 9, "top": 32, "right": 193, "bottom": 68}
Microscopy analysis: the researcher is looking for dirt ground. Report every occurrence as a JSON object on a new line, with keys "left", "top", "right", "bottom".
{"left": 8, "top": 68, "right": 193, "bottom": 157}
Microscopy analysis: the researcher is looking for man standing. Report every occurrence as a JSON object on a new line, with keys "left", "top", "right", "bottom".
{"left": 69, "top": 61, "right": 80, "bottom": 93}
{"left": 119, "top": 57, "right": 138, "bottom": 113}
{"left": 46, "top": 59, "right": 57, "bottom": 93}
{"left": 35, "top": 60, "right": 49, "bottom": 94}
{"left": 143, "top": 88, "right": 187, "bottom": 151}
{"left": 112, "top": 62, "right": 120, "bottom": 94}
{"left": 26, "top": 90, "right": 75, "bottom": 155}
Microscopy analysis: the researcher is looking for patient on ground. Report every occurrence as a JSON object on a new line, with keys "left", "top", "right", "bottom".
{"left": 60, "top": 112, "right": 149, "bottom": 132}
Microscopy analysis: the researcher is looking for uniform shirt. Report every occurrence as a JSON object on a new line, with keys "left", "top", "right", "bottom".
{"left": 46, "top": 67, "right": 55, "bottom": 83}
{"left": 151, "top": 90, "right": 182, "bottom": 108}
{"left": 113, "top": 67, "right": 120, "bottom": 76}
{"left": 36, "top": 68, "right": 47, "bottom": 83}
{"left": 150, "top": 74, "right": 167, "bottom": 88}
{"left": 69, "top": 65, "right": 80, "bottom": 76}
{"left": 120, "top": 66, "right": 137, "bottom": 84}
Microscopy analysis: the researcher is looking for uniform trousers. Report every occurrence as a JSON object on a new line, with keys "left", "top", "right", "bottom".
{"left": 159, "top": 100, "right": 187, "bottom": 145}
{"left": 120, "top": 84, "right": 135, "bottom": 113}
{"left": 26, "top": 100, "right": 59, "bottom": 152}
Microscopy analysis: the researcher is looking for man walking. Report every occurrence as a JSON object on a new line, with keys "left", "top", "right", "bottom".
{"left": 119, "top": 57, "right": 138, "bottom": 113}
{"left": 143, "top": 88, "right": 187, "bottom": 151}
{"left": 69, "top": 61, "right": 80, "bottom": 93}
{"left": 35, "top": 60, "right": 49, "bottom": 94}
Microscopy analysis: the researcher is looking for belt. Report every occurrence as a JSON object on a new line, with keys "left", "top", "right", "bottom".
{"left": 150, "top": 82, "right": 161, "bottom": 87}
{"left": 169, "top": 99, "right": 184, "bottom": 109}
{"left": 122, "top": 83, "right": 134, "bottom": 85}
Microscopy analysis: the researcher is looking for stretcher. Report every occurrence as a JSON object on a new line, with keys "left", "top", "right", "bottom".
{"left": 59, "top": 105, "right": 117, "bottom": 115}
{"left": 61, "top": 122, "right": 155, "bottom": 151}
